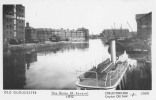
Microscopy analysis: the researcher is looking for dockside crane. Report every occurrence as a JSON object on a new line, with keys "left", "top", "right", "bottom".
{"left": 127, "top": 21, "right": 134, "bottom": 36}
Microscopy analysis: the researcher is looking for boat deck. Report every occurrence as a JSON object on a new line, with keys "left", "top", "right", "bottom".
{"left": 76, "top": 60, "right": 128, "bottom": 89}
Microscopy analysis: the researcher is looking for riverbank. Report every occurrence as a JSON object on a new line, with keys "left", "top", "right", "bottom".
{"left": 3, "top": 41, "right": 90, "bottom": 54}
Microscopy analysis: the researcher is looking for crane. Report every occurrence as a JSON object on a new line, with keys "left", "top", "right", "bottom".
{"left": 127, "top": 21, "right": 133, "bottom": 33}
{"left": 127, "top": 21, "right": 135, "bottom": 38}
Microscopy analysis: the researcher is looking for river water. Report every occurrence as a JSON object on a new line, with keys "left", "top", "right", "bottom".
{"left": 3, "top": 39, "right": 151, "bottom": 90}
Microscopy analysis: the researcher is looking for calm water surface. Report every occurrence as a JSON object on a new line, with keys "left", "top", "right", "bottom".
{"left": 3, "top": 39, "right": 151, "bottom": 90}
{"left": 25, "top": 40, "right": 110, "bottom": 89}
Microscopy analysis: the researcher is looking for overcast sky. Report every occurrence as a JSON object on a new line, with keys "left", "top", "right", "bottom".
{"left": 2, "top": 0, "right": 154, "bottom": 34}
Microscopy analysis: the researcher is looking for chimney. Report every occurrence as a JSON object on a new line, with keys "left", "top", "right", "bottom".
{"left": 26, "top": 22, "right": 29, "bottom": 28}
{"left": 111, "top": 39, "right": 116, "bottom": 64}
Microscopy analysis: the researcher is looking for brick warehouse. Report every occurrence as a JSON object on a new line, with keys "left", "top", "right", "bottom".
{"left": 3, "top": 4, "right": 25, "bottom": 44}
{"left": 25, "top": 22, "right": 89, "bottom": 43}
{"left": 25, "top": 22, "right": 38, "bottom": 43}
{"left": 136, "top": 12, "right": 152, "bottom": 40}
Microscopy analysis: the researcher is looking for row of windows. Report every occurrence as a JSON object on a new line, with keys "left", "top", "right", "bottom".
{"left": 6, "top": 24, "right": 12, "bottom": 28}
{"left": 6, "top": 13, "right": 24, "bottom": 17}
{"left": 17, "top": 8, "right": 24, "bottom": 12}
{"left": 6, "top": 25, "right": 24, "bottom": 29}
{"left": 6, "top": 31, "right": 24, "bottom": 34}
{"left": 6, "top": 12, "right": 13, "bottom": 15}
{"left": 18, "top": 26, "right": 24, "bottom": 29}
{"left": 17, "top": 14, "right": 24, "bottom": 17}
{"left": 6, "top": 18, "right": 24, "bottom": 23}
{"left": 18, "top": 20, "right": 24, "bottom": 23}
{"left": 6, "top": 18, "right": 12, "bottom": 22}
{"left": 19, "top": 31, "right": 24, "bottom": 34}
{"left": 6, "top": 10, "right": 24, "bottom": 15}
{"left": 6, "top": 31, "right": 12, "bottom": 34}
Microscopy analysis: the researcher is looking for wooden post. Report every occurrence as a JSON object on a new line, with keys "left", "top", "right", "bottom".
{"left": 119, "top": 82, "right": 121, "bottom": 90}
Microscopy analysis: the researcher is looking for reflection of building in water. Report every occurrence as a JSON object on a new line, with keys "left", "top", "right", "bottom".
{"left": 64, "top": 43, "right": 89, "bottom": 51}
{"left": 3, "top": 52, "right": 26, "bottom": 89}
{"left": 25, "top": 51, "right": 37, "bottom": 70}
{"left": 3, "top": 50, "right": 37, "bottom": 89}
{"left": 37, "top": 42, "right": 89, "bottom": 55}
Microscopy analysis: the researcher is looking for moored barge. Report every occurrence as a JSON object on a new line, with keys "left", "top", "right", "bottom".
{"left": 76, "top": 40, "right": 129, "bottom": 90}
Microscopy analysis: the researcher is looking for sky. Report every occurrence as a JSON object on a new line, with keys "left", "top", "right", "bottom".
{"left": 1, "top": 0, "right": 154, "bottom": 34}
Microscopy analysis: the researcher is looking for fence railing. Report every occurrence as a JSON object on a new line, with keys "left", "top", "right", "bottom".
{"left": 76, "top": 60, "right": 128, "bottom": 88}
{"left": 105, "top": 61, "right": 128, "bottom": 87}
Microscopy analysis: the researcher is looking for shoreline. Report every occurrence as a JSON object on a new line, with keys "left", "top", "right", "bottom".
{"left": 3, "top": 41, "right": 89, "bottom": 53}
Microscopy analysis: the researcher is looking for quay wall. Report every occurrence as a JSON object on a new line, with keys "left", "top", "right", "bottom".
{"left": 3, "top": 41, "right": 73, "bottom": 53}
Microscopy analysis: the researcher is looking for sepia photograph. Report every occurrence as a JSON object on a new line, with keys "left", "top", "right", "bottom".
{"left": 0, "top": 0, "right": 155, "bottom": 99}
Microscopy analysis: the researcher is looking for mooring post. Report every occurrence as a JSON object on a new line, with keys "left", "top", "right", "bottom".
{"left": 121, "top": 78, "right": 124, "bottom": 89}
{"left": 119, "top": 82, "right": 121, "bottom": 90}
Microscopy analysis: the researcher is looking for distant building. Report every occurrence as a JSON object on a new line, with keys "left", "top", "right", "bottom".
{"left": 3, "top": 4, "right": 25, "bottom": 44}
{"left": 136, "top": 12, "right": 152, "bottom": 40}
{"left": 65, "top": 29, "right": 71, "bottom": 40}
{"left": 76, "top": 27, "right": 89, "bottom": 41}
{"left": 36, "top": 28, "right": 48, "bottom": 42}
{"left": 51, "top": 27, "right": 89, "bottom": 41}
{"left": 25, "top": 24, "right": 89, "bottom": 42}
{"left": 25, "top": 22, "right": 38, "bottom": 43}
{"left": 101, "top": 29, "right": 131, "bottom": 39}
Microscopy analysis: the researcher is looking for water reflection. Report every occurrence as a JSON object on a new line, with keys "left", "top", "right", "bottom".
{"left": 3, "top": 51, "right": 37, "bottom": 89}
{"left": 24, "top": 40, "right": 109, "bottom": 89}
{"left": 38, "top": 42, "right": 89, "bottom": 55}
{"left": 3, "top": 41, "right": 93, "bottom": 89}
{"left": 25, "top": 51, "right": 37, "bottom": 70}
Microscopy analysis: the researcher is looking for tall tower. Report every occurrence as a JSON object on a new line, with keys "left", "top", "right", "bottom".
{"left": 3, "top": 4, "right": 25, "bottom": 44}
{"left": 136, "top": 12, "right": 152, "bottom": 40}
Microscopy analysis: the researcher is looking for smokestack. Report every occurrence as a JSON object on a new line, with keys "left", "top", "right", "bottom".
{"left": 111, "top": 39, "right": 116, "bottom": 64}
{"left": 26, "top": 22, "right": 29, "bottom": 28}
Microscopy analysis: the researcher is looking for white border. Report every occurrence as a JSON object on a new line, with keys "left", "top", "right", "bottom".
{"left": 0, "top": 0, "right": 155, "bottom": 100}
